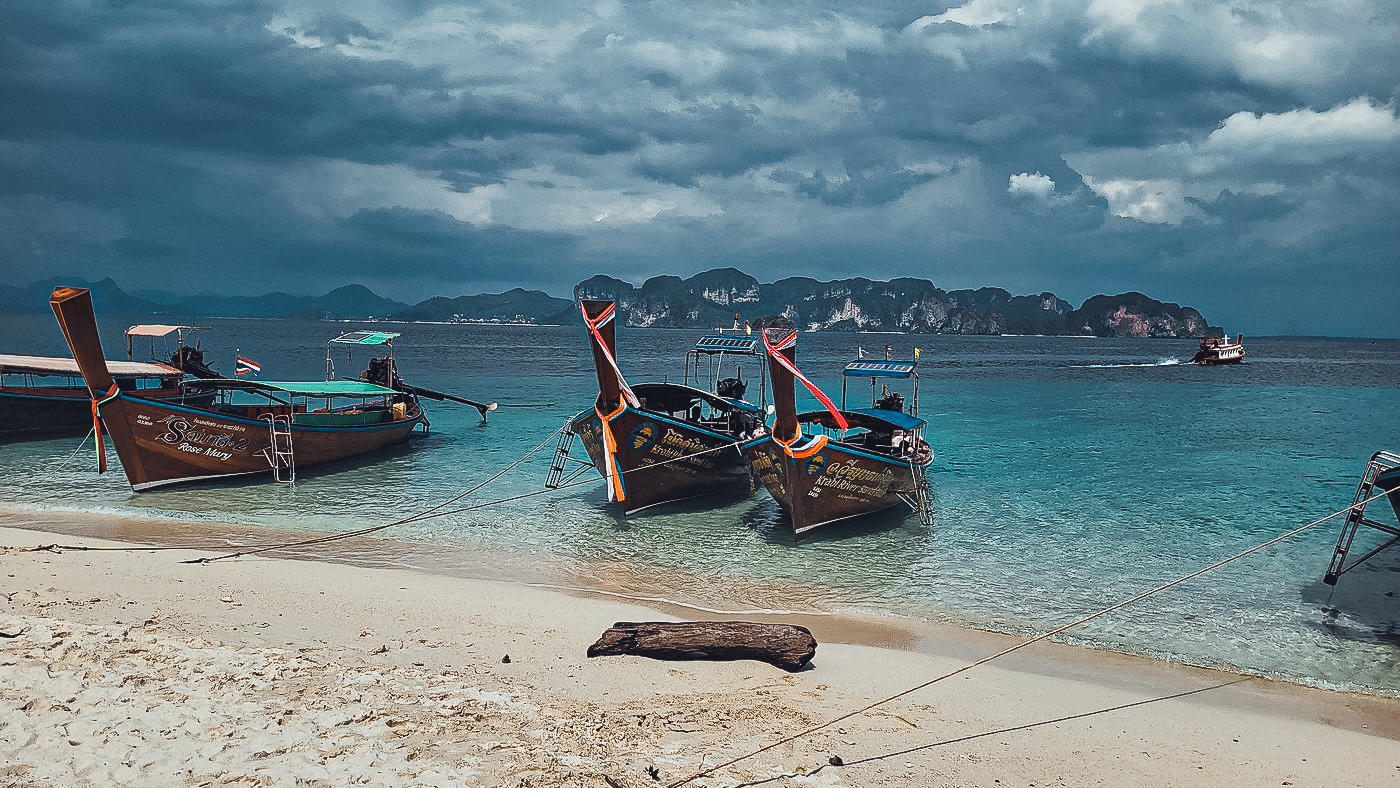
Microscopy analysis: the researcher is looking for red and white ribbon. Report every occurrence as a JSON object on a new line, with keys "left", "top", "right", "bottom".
{"left": 762, "top": 329, "right": 849, "bottom": 431}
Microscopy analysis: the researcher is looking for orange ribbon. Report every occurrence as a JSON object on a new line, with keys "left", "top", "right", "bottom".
{"left": 775, "top": 427, "right": 828, "bottom": 460}
{"left": 596, "top": 400, "right": 629, "bottom": 502}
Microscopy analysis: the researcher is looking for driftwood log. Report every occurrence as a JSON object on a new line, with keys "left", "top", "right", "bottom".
{"left": 587, "top": 621, "right": 817, "bottom": 672}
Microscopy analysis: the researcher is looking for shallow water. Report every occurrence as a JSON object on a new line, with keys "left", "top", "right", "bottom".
{"left": 2, "top": 312, "right": 1398, "bottom": 693}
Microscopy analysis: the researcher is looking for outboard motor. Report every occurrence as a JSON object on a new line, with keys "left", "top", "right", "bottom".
{"left": 716, "top": 377, "right": 747, "bottom": 400}
{"left": 363, "top": 357, "right": 403, "bottom": 390}
{"left": 171, "top": 345, "right": 219, "bottom": 379}
{"left": 876, "top": 391, "right": 905, "bottom": 413}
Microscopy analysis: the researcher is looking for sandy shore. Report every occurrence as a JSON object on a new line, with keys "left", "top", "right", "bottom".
{"left": 2, "top": 521, "right": 1398, "bottom": 788}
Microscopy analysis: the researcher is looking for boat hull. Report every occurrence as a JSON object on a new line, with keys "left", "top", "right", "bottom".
{"left": 745, "top": 436, "right": 921, "bottom": 539}
{"left": 99, "top": 395, "right": 423, "bottom": 490}
{"left": 570, "top": 407, "right": 751, "bottom": 513}
{"left": 1193, "top": 343, "right": 1245, "bottom": 364}
{"left": 1377, "top": 467, "right": 1400, "bottom": 523}
{"left": 0, "top": 387, "right": 212, "bottom": 441}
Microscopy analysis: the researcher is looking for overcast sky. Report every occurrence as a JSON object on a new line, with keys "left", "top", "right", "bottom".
{"left": 2, "top": 1, "right": 1397, "bottom": 335}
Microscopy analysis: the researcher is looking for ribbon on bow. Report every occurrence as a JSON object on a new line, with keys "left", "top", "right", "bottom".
{"left": 581, "top": 302, "right": 640, "bottom": 409}
{"left": 91, "top": 382, "right": 121, "bottom": 473}
{"left": 581, "top": 302, "right": 640, "bottom": 502}
{"left": 762, "top": 330, "right": 849, "bottom": 431}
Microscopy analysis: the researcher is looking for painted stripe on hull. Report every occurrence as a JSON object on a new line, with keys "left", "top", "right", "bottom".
{"left": 101, "top": 394, "right": 423, "bottom": 490}
{"left": 0, "top": 388, "right": 214, "bottom": 440}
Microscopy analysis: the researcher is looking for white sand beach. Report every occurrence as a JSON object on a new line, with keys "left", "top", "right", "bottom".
{"left": 2, "top": 519, "right": 1398, "bottom": 787}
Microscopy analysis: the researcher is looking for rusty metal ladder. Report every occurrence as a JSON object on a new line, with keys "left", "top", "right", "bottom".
{"left": 1323, "top": 450, "right": 1400, "bottom": 586}
{"left": 264, "top": 414, "right": 295, "bottom": 483}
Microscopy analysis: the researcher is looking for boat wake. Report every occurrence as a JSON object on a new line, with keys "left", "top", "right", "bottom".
{"left": 1079, "top": 358, "right": 1182, "bottom": 368}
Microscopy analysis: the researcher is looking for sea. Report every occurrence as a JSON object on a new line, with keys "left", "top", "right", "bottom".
{"left": 2, "top": 311, "right": 1399, "bottom": 695}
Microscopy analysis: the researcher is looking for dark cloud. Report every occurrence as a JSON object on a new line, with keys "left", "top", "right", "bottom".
{"left": 1, "top": 0, "right": 1396, "bottom": 335}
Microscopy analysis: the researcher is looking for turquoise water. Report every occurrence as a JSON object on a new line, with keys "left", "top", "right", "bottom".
{"left": 2, "top": 312, "right": 1398, "bottom": 693}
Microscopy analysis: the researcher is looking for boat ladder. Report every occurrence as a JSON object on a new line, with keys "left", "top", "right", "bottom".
{"left": 1323, "top": 450, "right": 1400, "bottom": 585}
{"left": 896, "top": 467, "right": 936, "bottom": 526}
{"left": 264, "top": 414, "right": 296, "bottom": 484}
{"left": 913, "top": 471, "right": 935, "bottom": 526}
{"left": 545, "top": 430, "right": 595, "bottom": 489}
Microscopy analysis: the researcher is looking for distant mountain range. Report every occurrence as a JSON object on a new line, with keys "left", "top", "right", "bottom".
{"left": 2, "top": 270, "right": 1215, "bottom": 338}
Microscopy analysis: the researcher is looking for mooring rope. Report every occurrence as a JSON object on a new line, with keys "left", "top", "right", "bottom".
{"left": 186, "top": 421, "right": 574, "bottom": 562}
{"left": 717, "top": 678, "right": 1250, "bottom": 787}
{"left": 53, "top": 427, "right": 98, "bottom": 471}
{"left": 17, "top": 422, "right": 748, "bottom": 558}
{"left": 664, "top": 489, "right": 1394, "bottom": 788}
{"left": 186, "top": 427, "right": 748, "bottom": 562}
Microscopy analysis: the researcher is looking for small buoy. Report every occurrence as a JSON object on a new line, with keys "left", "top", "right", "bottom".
{"left": 501, "top": 654, "right": 511, "bottom": 664}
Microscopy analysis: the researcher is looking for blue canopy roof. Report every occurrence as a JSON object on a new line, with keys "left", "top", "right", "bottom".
{"left": 843, "top": 360, "right": 917, "bottom": 378}
{"left": 633, "top": 382, "right": 759, "bottom": 412}
{"left": 799, "top": 408, "right": 926, "bottom": 431}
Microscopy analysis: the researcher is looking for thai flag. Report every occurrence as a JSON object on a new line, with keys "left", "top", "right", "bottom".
{"left": 235, "top": 356, "right": 261, "bottom": 376}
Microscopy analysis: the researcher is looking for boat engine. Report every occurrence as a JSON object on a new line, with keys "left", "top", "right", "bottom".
{"left": 171, "top": 345, "right": 220, "bottom": 379}
{"left": 363, "top": 357, "right": 404, "bottom": 390}
{"left": 717, "top": 377, "right": 747, "bottom": 400}
{"left": 876, "top": 391, "right": 905, "bottom": 413}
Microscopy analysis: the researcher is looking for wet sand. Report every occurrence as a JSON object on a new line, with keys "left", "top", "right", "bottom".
{"left": 2, "top": 518, "right": 1398, "bottom": 787}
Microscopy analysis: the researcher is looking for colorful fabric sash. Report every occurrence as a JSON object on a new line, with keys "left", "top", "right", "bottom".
{"left": 91, "top": 382, "right": 121, "bottom": 473}
{"left": 581, "top": 302, "right": 639, "bottom": 502}
{"left": 775, "top": 428, "right": 828, "bottom": 459}
{"left": 762, "top": 329, "right": 849, "bottom": 431}
{"left": 581, "top": 302, "right": 639, "bottom": 409}
{"left": 597, "top": 401, "right": 628, "bottom": 502}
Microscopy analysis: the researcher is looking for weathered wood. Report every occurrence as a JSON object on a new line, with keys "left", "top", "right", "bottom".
{"left": 586, "top": 621, "right": 817, "bottom": 672}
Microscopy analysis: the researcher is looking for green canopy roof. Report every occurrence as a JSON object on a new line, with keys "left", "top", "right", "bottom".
{"left": 330, "top": 331, "right": 400, "bottom": 346}
{"left": 185, "top": 379, "right": 398, "bottom": 397}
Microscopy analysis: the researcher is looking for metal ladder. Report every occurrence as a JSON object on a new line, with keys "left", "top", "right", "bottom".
{"left": 264, "top": 414, "right": 295, "bottom": 483}
{"left": 897, "top": 467, "right": 936, "bottom": 526}
{"left": 1323, "top": 450, "right": 1400, "bottom": 585}
{"left": 545, "top": 430, "right": 594, "bottom": 489}
{"left": 913, "top": 470, "right": 935, "bottom": 526}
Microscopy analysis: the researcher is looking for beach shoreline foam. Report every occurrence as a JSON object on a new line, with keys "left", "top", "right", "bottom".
{"left": 2, "top": 519, "right": 1399, "bottom": 786}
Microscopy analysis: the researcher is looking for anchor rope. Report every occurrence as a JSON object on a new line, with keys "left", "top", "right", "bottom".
{"left": 54, "top": 427, "right": 98, "bottom": 471}
{"left": 185, "top": 425, "right": 749, "bottom": 562}
{"left": 187, "top": 421, "right": 575, "bottom": 562}
{"left": 664, "top": 490, "right": 1391, "bottom": 788}
{"left": 716, "top": 678, "right": 1249, "bottom": 788}
{"left": 15, "top": 421, "right": 751, "bottom": 557}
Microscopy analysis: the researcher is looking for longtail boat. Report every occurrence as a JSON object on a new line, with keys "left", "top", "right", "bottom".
{"left": 744, "top": 329, "right": 933, "bottom": 540}
{"left": 1191, "top": 333, "right": 1245, "bottom": 364}
{"left": 49, "top": 286, "right": 427, "bottom": 490}
{"left": 548, "top": 301, "right": 766, "bottom": 513}
{"left": 0, "top": 353, "right": 206, "bottom": 441}
{"left": 1, "top": 319, "right": 225, "bottom": 441}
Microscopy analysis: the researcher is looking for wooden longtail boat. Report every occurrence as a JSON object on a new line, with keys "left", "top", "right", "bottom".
{"left": 0, "top": 354, "right": 205, "bottom": 441}
{"left": 49, "top": 286, "right": 426, "bottom": 491}
{"left": 1191, "top": 333, "right": 1245, "bottom": 364}
{"left": 1, "top": 322, "right": 222, "bottom": 442}
{"left": 550, "top": 300, "right": 766, "bottom": 514}
{"left": 744, "top": 329, "right": 933, "bottom": 540}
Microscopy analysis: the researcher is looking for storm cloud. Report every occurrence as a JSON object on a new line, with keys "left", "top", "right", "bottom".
{"left": 2, "top": 0, "right": 1396, "bottom": 335}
